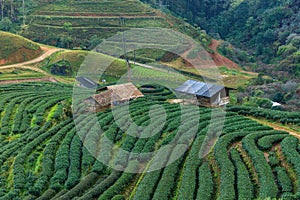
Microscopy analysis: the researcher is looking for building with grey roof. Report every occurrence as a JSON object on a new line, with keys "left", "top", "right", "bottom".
{"left": 175, "top": 80, "right": 233, "bottom": 106}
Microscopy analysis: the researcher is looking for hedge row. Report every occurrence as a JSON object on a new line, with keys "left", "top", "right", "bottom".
{"left": 29, "top": 120, "right": 74, "bottom": 196}
{"left": 50, "top": 129, "right": 76, "bottom": 191}
{"left": 230, "top": 148, "right": 254, "bottom": 199}
{"left": 214, "top": 131, "right": 250, "bottom": 200}
{"left": 281, "top": 136, "right": 300, "bottom": 198}
{"left": 242, "top": 131, "right": 285, "bottom": 198}
{"left": 196, "top": 162, "right": 214, "bottom": 200}
{"left": 177, "top": 136, "right": 204, "bottom": 200}
{"left": 257, "top": 134, "right": 288, "bottom": 151}
{"left": 75, "top": 171, "right": 122, "bottom": 200}
{"left": 227, "top": 105, "right": 300, "bottom": 125}
{"left": 274, "top": 167, "right": 293, "bottom": 194}
{"left": 152, "top": 146, "right": 185, "bottom": 200}
{"left": 132, "top": 147, "right": 173, "bottom": 200}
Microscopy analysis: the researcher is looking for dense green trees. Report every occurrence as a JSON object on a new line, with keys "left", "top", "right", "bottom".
{"left": 142, "top": 0, "right": 300, "bottom": 79}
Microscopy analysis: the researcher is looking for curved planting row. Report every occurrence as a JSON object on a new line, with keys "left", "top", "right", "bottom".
{"left": 227, "top": 105, "right": 300, "bottom": 125}
{"left": 0, "top": 82, "right": 299, "bottom": 200}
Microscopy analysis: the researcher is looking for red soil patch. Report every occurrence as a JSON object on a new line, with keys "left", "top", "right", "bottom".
{"left": 209, "top": 39, "right": 241, "bottom": 70}
{"left": 209, "top": 39, "right": 220, "bottom": 51}
{"left": 0, "top": 46, "right": 42, "bottom": 66}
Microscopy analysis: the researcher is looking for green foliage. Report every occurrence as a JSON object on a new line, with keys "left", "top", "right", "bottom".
{"left": 0, "top": 17, "right": 13, "bottom": 31}
{"left": 242, "top": 131, "right": 284, "bottom": 198}
{"left": 140, "top": 0, "right": 300, "bottom": 78}
{"left": 277, "top": 45, "right": 298, "bottom": 57}
{"left": 0, "top": 82, "right": 299, "bottom": 199}
{"left": 227, "top": 105, "right": 300, "bottom": 125}
{"left": 257, "top": 134, "right": 288, "bottom": 151}
{"left": 177, "top": 136, "right": 204, "bottom": 200}
{"left": 230, "top": 148, "right": 254, "bottom": 199}
{"left": 49, "top": 60, "right": 73, "bottom": 76}
{"left": 0, "top": 31, "right": 41, "bottom": 64}
{"left": 111, "top": 195, "right": 125, "bottom": 200}
{"left": 214, "top": 131, "right": 250, "bottom": 200}
{"left": 281, "top": 136, "right": 300, "bottom": 198}
{"left": 196, "top": 162, "right": 214, "bottom": 200}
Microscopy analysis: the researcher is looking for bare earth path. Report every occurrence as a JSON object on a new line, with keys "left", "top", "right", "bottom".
{"left": 0, "top": 46, "right": 61, "bottom": 71}
{"left": 249, "top": 117, "right": 300, "bottom": 140}
{"left": 0, "top": 46, "right": 68, "bottom": 83}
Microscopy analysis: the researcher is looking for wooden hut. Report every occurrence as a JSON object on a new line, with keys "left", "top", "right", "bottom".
{"left": 85, "top": 83, "right": 144, "bottom": 111}
{"left": 175, "top": 80, "right": 233, "bottom": 107}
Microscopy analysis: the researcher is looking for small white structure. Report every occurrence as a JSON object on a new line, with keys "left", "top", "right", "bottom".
{"left": 271, "top": 101, "right": 282, "bottom": 107}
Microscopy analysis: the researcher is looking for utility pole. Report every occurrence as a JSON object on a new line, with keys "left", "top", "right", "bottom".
{"left": 0, "top": 0, "right": 4, "bottom": 20}
{"left": 22, "top": 0, "right": 25, "bottom": 25}
{"left": 10, "top": 0, "right": 13, "bottom": 20}
{"left": 119, "top": 16, "right": 131, "bottom": 82}
{"left": 134, "top": 50, "right": 136, "bottom": 65}
{"left": 155, "top": 0, "right": 169, "bottom": 12}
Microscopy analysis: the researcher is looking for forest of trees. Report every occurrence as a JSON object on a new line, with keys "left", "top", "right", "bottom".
{"left": 143, "top": 0, "right": 300, "bottom": 80}
{"left": 1, "top": 0, "right": 299, "bottom": 80}
{"left": 0, "top": 0, "right": 38, "bottom": 31}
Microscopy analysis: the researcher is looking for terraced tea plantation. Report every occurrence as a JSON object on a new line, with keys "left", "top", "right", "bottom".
{"left": 21, "top": 0, "right": 209, "bottom": 50}
{"left": 23, "top": 0, "right": 170, "bottom": 48}
{"left": 0, "top": 82, "right": 300, "bottom": 199}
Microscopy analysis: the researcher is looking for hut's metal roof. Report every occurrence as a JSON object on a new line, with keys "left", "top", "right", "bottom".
{"left": 76, "top": 76, "right": 98, "bottom": 89}
{"left": 175, "top": 80, "right": 224, "bottom": 98}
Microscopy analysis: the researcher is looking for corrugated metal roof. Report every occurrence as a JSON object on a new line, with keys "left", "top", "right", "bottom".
{"left": 76, "top": 76, "right": 98, "bottom": 88}
{"left": 175, "top": 80, "right": 224, "bottom": 98}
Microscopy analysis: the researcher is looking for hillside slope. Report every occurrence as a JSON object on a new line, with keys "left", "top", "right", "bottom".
{"left": 143, "top": 0, "right": 300, "bottom": 80}
{"left": 21, "top": 0, "right": 210, "bottom": 50}
{"left": 0, "top": 82, "right": 299, "bottom": 199}
{"left": 0, "top": 31, "right": 42, "bottom": 66}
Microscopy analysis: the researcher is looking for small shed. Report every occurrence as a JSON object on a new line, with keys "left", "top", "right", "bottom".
{"left": 175, "top": 80, "right": 233, "bottom": 107}
{"left": 85, "top": 83, "right": 144, "bottom": 110}
{"left": 76, "top": 76, "right": 99, "bottom": 89}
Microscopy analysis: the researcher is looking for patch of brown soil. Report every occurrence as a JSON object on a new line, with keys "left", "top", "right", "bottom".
{"left": 209, "top": 39, "right": 241, "bottom": 70}
{"left": 209, "top": 39, "right": 221, "bottom": 51}
{"left": 0, "top": 46, "right": 42, "bottom": 66}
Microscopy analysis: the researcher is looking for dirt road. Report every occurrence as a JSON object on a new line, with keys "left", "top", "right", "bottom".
{"left": 0, "top": 46, "right": 66, "bottom": 82}
{"left": 249, "top": 117, "right": 300, "bottom": 140}
{"left": 0, "top": 46, "right": 61, "bottom": 69}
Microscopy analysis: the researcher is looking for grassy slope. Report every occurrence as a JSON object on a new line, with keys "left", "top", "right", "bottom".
{"left": 38, "top": 50, "right": 188, "bottom": 84}
{"left": 1, "top": 0, "right": 255, "bottom": 87}
{"left": 0, "top": 68, "right": 44, "bottom": 80}
{"left": 22, "top": 0, "right": 210, "bottom": 48}
{"left": 0, "top": 31, "right": 42, "bottom": 66}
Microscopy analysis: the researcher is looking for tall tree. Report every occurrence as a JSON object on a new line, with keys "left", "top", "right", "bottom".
{"left": 9, "top": 0, "right": 13, "bottom": 20}
{"left": 0, "top": 0, "right": 4, "bottom": 20}
{"left": 22, "top": 0, "right": 25, "bottom": 25}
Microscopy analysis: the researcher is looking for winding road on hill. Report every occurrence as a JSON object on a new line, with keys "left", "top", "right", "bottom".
{"left": 0, "top": 46, "right": 64, "bottom": 83}
{"left": 0, "top": 46, "right": 61, "bottom": 72}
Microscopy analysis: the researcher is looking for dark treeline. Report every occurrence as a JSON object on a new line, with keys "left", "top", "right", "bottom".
{"left": 142, "top": 0, "right": 300, "bottom": 79}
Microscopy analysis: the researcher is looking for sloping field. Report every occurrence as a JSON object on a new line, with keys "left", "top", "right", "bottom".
{"left": 0, "top": 82, "right": 299, "bottom": 199}
{"left": 0, "top": 31, "right": 42, "bottom": 66}
{"left": 21, "top": 0, "right": 210, "bottom": 51}
{"left": 22, "top": 0, "right": 173, "bottom": 48}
